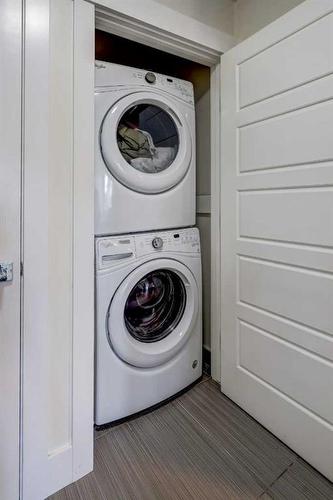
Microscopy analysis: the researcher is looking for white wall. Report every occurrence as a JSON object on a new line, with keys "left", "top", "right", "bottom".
{"left": 234, "top": 0, "right": 305, "bottom": 41}
{"left": 196, "top": 89, "right": 211, "bottom": 196}
{"left": 195, "top": 83, "right": 211, "bottom": 351}
{"left": 153, "top": 0, "right": 234, "bottom": 34}
{"left": 197, "top": 214, "right": 211, "bottom": 349}
{"left": 96, "top": 0, "right": 235, "bottom": 53}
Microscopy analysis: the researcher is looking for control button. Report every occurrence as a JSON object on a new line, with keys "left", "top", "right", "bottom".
{"left": 145, "top": 72, "right": 156, "bottom": 84}
{"left": 152, "top": 237, "right": 163, "bottom": 249}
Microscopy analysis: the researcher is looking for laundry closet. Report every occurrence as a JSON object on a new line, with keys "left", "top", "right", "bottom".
{"left": 12, "top": 1, "right": 333, "bottom": 498}
{"left": 95, "top": 29, "right": 212, "bottom": 373}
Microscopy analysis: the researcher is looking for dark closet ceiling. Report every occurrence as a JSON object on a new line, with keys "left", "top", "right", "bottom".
{"left": 95, "top": 30, "right": 210, "bottom": 100}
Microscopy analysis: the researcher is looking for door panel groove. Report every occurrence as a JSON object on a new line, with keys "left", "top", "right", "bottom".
{"left": 238, "top": 236, "right": 333, "bottom": 252}
{"left": 239, "top": 70, "right": 333, "bottom": 111}
{"left": 238, "top": 318, "right": 333, "bottom": 363}
{"left": 238, "top": 96, "right": 333, "bottom": 129}
{"left": 238, "top": 255, "right": 333, "bottom": 277}
{"left": 238, "top": 301, "right": 333, "bottom": 342}
{"left": 237, "top": 365, "right": 333, "bottom": 429}
{"left": 238, "top": 185, "right": 333, "bottom": 193}
{"left": 238, "top": 159, "right": 333, "bottom": 175}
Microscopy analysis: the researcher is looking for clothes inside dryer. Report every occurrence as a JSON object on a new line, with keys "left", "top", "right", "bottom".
{"left": 117, "top": 104, "right": 179, "bottom": 173}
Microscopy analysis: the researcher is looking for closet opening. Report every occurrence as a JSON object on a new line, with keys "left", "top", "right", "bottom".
{"left": 95, "top": 29, "right": 212, "bottom": 375}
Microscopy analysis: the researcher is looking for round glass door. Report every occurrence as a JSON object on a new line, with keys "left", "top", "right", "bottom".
{"left": 117, "top": 104, "right": 179, "bottom": 174}
{"left": 107, "top": 258, "right": 198, "bottom": 368}
{"left": 124, "top": 269, "right": 186, "bottom": 343}
{"left": 100, "top": 93, "right": 192, "bottom": 194}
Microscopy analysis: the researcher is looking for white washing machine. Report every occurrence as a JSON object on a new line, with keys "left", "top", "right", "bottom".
{"left": 95, "top": 227, "right": 202, "bottom": 425}
{"left": 95, "top": 61, "right": 196, "bottom": 236}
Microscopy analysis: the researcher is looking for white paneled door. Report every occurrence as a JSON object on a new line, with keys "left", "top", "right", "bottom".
{"left": 0, "top": 1, "right": 22, "bottom": 499}
{"left": 220, "top": 0, "right": 333, "bottom": 481}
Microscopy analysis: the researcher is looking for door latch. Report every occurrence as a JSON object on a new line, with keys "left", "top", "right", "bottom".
{"left": 0, "top": 263, "right": 13, "bottom": 282}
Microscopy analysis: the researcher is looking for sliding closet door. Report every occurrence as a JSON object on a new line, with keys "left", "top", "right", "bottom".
{"left": 0, "top": 1, "right": 22, "bottom": 498}
{"left": 220, "top": 0, "right": 333, "bottom": 481}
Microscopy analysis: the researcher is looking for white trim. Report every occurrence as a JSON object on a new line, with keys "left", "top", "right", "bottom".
{"left": 72, "top": 0, "right": 95, "bottom": 481}
{"left": 46, "top": 0, "right": 74, "bottom": 493}
{"left": 22, "top": 0, "right": 49, "bottom": 498}
{"left": 23, "top": 1, "right": 95, "bottom": 498}
{"left": 0, "top": 2, "right": 22, "bottom": 499}
{"left": 46, "top": 446, "right": 72, "bottom": 498}
{"left": 210, "top": 64, "right": 222, "bottom": 382}
{"left": 94, "top": 0, "right": 235, "bottom": 59}
{"left": 95, "top": 8, "right": 220, "bottom": 67}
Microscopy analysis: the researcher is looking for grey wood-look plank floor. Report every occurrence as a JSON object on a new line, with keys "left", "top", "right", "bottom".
{"left": 49, "top": 379, "right": 333, "bottom": 500}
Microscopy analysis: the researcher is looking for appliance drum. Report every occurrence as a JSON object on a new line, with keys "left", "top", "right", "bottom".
{"left": 124, "top": 269, "right": 186, "bottom": 343}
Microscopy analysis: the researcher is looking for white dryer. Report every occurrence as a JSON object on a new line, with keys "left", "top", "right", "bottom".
{"left": 95, "top": 61, "right": 196, "bottom": 236}
{"left": 95, "top": 227, "right": 202, "bottom": 425}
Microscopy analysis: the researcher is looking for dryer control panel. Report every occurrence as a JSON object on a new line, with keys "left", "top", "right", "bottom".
{"left": 95, "top": 61, "right": 194, "bottom": 105}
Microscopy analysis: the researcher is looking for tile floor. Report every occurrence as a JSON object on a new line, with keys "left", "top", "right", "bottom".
{"left": 50, "top": 378, "right": 333, "bottom": 499}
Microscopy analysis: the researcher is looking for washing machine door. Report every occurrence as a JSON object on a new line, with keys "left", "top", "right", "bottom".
{"left": 107, "top": 259, "right": 198, "bottom": 368}
{"left": 100, "top": 92, "right": 192, "bottom": 194}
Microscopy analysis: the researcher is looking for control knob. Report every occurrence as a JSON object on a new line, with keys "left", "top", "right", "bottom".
{"left": 152, "top": 237, "right": 163, "bottom": 249}
{"left": 145, "top": 72, "right": 156, "bottom": 84}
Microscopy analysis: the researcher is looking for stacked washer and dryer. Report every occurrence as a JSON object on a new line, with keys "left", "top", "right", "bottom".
{"left": 94, "top": 61, "right": 202, "bottom": 426}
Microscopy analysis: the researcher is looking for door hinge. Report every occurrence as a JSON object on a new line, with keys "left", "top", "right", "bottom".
{"left": 20, "top": 262, "right": 23, "bottom": 277}
{"left": 0, "top": 263, "right": 13, "bottom": 282}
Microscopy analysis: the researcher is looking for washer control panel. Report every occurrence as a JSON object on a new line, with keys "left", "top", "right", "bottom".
{"left": 136, "top": 228, "right": 200, "bottom": 256}
{"left": 96, "top": 228, "right": 200, "bottom": 270}
{"left": 96, "top": 236, "right": 136, "bottom": 270}
{"left": 145, "top": 72, "right": 156, "bottom": 84}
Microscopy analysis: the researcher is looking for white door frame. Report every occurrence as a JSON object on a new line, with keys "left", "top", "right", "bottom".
{"left": 22, "top": 1, "right": 234, "bottom": 497}
{"left": 0, "top": 2, "right": 22, "bottom": 499}
{"left": 93, "top": 2, "right": 232, "bottom": 382}
{"left": 22, "top": 2, "right": 95, "bottom": 498}
{"left": 22, "top": 1, "right": 51, "bottom": 498}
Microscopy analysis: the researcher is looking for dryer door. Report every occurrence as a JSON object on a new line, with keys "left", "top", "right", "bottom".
{"left": 107, "top": 259, "right": 198, "bottom": 368}
{"left": 100, "top": 92, "right": 192, "bottom": 194}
